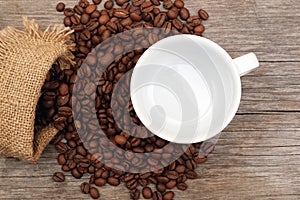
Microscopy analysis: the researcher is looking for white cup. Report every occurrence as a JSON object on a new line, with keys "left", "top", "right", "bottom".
{"left": 130, "top": 35, "right": 259, "bottom": 144}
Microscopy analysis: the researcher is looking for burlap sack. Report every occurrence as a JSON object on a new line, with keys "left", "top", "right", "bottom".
{"left": 0, "top": 17, "right": 74, "bottom": 162}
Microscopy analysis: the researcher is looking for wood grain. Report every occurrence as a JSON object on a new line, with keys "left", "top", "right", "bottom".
{"left": 0, "top": 0, "right": 300, "bottom": 199}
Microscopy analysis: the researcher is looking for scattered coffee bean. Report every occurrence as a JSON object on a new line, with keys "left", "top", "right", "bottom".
{"left": 56, "top": 2, "right": 65, "bottom": 12}
{"left": 163, "top": 191, "right": 175, "bottom": 200}
{"left": 142, "top": 187, "right": 152, "bottom": 199}
{"left": 81, "top": 182, "right": 90, "bottom": 194}
{"left": 90, "top": 187, "right": 100, "bottom": 199}
{"left": 198, "top": 9, "right": 209, "bottom": 20}
{"left": 52, "top": 172, "right": 65, "bottom": 182}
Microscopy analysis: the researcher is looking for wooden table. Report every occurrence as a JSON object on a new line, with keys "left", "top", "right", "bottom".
{"left": 0, "top": 0, "right": 300, "bottom": 199}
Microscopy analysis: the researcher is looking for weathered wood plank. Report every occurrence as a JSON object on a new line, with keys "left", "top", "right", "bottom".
{"left": 0, "top": 0, "right": 300, "bottom": 199}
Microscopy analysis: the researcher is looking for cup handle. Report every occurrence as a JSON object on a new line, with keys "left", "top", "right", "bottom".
{"left": 233, "top": 53, "right": 259, "bottom": 76}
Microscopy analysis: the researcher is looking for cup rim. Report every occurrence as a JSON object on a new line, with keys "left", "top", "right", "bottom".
{"left": 131, "top": 34, "right": 242, "bottom": 143}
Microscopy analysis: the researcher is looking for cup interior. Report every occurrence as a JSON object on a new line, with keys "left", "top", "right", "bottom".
{"left": 130, "top": 34, "right": 241, "bottom": 143}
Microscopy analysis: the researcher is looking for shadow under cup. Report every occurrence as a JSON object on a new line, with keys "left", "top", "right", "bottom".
{"left": 130, "top": 35, "right": 242, "bottom": 144}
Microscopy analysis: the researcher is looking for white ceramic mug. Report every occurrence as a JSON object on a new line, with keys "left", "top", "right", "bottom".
{"left": 130, "top": 35, "right": 259, "bottom": 144}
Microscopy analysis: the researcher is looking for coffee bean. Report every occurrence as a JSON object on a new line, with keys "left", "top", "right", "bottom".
{"left": 64, "top": 8, "right": 74, "bottom": 17}
{"left": 108, "top": 176, "right": 120, "bottom": 186}
{"left": 71, "top": 168, "right": 83, "bottom": 179}
{"left": 187, "top": 16, "right": 202, "bottom": 27}
{"left": 166, "top": 180, "right": 177, "bottom": 189}
{"left": 174, "top": 0, "right": 184, "bottom": 8}
{"left": 81, "top": 14, "right": 90, "bottom": 25}
{"left": 141, "top": 2, "right": 154, "bottom": 13}
{"left": 198, "top": 9, "right": 209, "bottom": 20}
{"left": 74, "top": 5, "right": 84, "bottom": 15}
{"left": 116, "top": 0, "right": 129, "bottom": 6}
{"left": 132, "top": 0, "right": 144, "bottom": 6}
{"left": 179, "top": 7, "right": 190, "bottom": 20}
{"left": 172, "top": 18, "right": 183, "bottom": 30}
{"left": 58, "top": 83, "right": 69, "bottom": 96}
{"left": 92, "top": 0, "right": 102, "bottom": 5}
{"left": 154, "top": 13, "right": 166, "bottom": 27}
{"left": 114, "top": 8, "right": 129, "bottom": 18}
{"left": 104, "top": 0, "right": 114, "bottom": 10}
{"left": 156, "top": 183, "right": 166, "bottom": 193}
{"left": 57, "top": 153, "right": 67, "bottom": 165}
{"left": 95, "top": 178, "right": 106, "bottom": 186}
{"left": 115, "top": 135, "right": 127, "bottom": 145}
{"left": 163, "top": 191, "right": 175, "bottom": 200}
{"left": 80, "top": 29, "right": 91, "bottom": 41}
{"left": 52, "top": 172, "right": 65, "bottom": 182}
{"left": 90, "top": 187, "right": 100, "bottom": 199}
{"left": 142, "top": 187, "right": 152, "bottom": 199}
{"left": 130, "top": 189, "right": 140, "bottom": 200}
{"left": 163, "top": 1, "right": 173, "bottom": 9}
{"left": 86, "top": 4, "right": 97, "bottom": 14}
{"left": 150, "top": 0, "right": 160, "bottom": 6}
{"left": 167, "top": 7, "right": 178, "bottom": 19}
{"left": 56, "top": 142, "right": 68, "bottom": 153}
{"left": 81, "top": 182, "right": 90, "bottom": 194}
{"left": 194, "top": 24, "right": 205, "bottom": 35}
{"left": 153, "top": 191, "right": 163, "bottom": 200}
{"left": 186, "top": 170, "right": 197, "bottom": 179}
{"left": 177, "top": 182, "right": 188, "bottom": 190}
{"left": 56, "top": 2, "right": 65, "bottom": 12}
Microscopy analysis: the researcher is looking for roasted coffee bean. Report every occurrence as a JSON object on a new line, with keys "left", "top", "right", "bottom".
{"left": 80, "top": 29, "right": 91, "bottom": 41}
{"left": 71, "top": 168, "right": 83, "bottom": 179}
{"left": 186, "top": 170, "right": 197, "bottom": 179}
{"left": 150, "top": 0, "right": 160, "bottom": 6}
{"left": 180, "top": 7, "right": 190, "bottom": 20}
{"left": 194, "top": 24, "right": 205, "bottom": 35}
{"left": 95, "top": 178, "right": 106, "bottom": 186}
{"left": 172, "top": 18, "right": 183, "bottom": 30}
{"left": 142, "top": 187, "right": 152, "bottom": 199}
{"left": 56, "top": 2, "right": 65, "bottom": 12}
{"left": 154, "top": 13, "right": 166, "bottom": 27}
{"left": 167, "top": 7, "right": 178, "bottom": 19}
{"left": 130, "top": 189, "right": 140, "bottom": 200}
{"left": 198, "top": 9, "right": 209, "bottom": 20}
{"left": 166, "top": 171, "right": 178, "bottom": 179}
{"left": 163, "top": 191, "right": 175, "bottom": 200}
{"left": 90, "top": 187, "right": 100, "bottom": 199}
{"left": 64, "top": 16, "right": 72, "bottom": 27}
{"left": 86, "top": 4, "right": 97, "bottom": 14}
{"left": 130, "top": 12, "right": 142, "bottom": 22}
{"left": 141, "top": 2, "right": 154, "bottom": 13}
{"left": 108, "top": 176, "right": 120, "bottom": 186}
{"left": 81, "top": 14, "right": 90, "bottom": 25}
{"left": 114, "top": 8, "right": 129, "bottom": 18}
{"left": 174, "top": 0, "right": 184, "bottom": 8}
{"left": 52, "top": 172, "right": 65, "bottom": 182}
{"left": 166, "top": 180, "right": 177, "bottom": 189}
{"left": 92, "top": 0, "right": 102, "bottom": 5}
{"left": 153, "top": 191, "right": 163, "bottom": 200}
{"left": 156, "top": 183, "right": 166, "bottom": 193}
{"left": 81, "top": 182, "right": 90, "bottom": 194}
{"left": 64, "top": 8, "right": 74, "bottom": 17}
{"left": 163, "top": 0, "right": 173, "bottom": 9}
{"left": 56, "top": 142, "right": 68, "bottom": 153}
{"left": 187, "top": 16, "right": 202, "bottom": 27}
{"left": 57, "top": 153, "right": 67, "bottom": 165}
{"left": 162, "top": 21, "right": 172, "bottom": 34}
{"left": 74, "top": 5, "right": 84, "bottom": 15}
{"left": 116, "top": 0, "right": 129, "bottom": 6}
{"left": 104, "top": 0, "right": 114, "bottom": 10}
{"left": 177, "top": 182, "right": 188, "bottom": 191}
{"left": 99, "top": 14, "right": 110, "bottom": 25}
{"left": 115, "top": 135, "right": 127, "bottom": 145}
{"left": 58, "top": 83, "right": 69, "bottom": 96}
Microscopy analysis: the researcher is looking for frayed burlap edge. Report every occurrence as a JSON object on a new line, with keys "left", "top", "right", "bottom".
{"left": 0, "top": 17, "right": 75, "bottom": 162}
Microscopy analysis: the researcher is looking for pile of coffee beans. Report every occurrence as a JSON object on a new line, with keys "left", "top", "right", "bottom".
{"left": 35, "top": 0, "right": 213, "bottom": 199}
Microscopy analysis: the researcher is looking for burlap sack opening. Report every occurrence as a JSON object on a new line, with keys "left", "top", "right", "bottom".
{"left": 0, "top": 17, "right": 75, "bottom": 162}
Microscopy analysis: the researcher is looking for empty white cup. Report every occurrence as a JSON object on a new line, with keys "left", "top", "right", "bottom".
{"left": 130, "top": 35, "right": 259, "bottom": 144}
